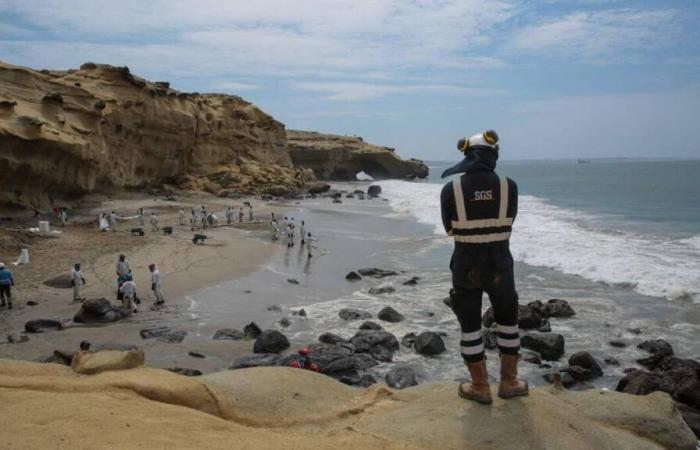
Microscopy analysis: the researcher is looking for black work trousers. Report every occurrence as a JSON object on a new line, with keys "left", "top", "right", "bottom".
{"left": 450, "top": 261, "right": 520, "bottom": 363}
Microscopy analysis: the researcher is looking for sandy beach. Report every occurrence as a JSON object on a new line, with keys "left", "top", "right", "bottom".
{"left": 0, "top": 192, "right": 288, "bottom": 370}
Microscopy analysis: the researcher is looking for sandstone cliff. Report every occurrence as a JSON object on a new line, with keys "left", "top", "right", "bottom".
{"left": 0, "top": 61, "right": 293, "bottom": 207}
{"left": 288, "top": 130, "right": 429, "bottom": 181}
{"left": 0, "top": 358, "right": 695, "bottom": 449}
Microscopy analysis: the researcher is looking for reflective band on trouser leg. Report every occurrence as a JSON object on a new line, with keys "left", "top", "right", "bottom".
{"left": 498, "top": 175, "right": 509, "bottom": 220}
{"left": 496, "top": 323, "right": 520, "bottom": 355}
{"left": 460, "top": 330, "right": 485, "bottom": 363}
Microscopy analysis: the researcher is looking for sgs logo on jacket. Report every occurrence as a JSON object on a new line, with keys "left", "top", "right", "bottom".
{"left": 473, "top": 190, "right": 494, "bottom": 201}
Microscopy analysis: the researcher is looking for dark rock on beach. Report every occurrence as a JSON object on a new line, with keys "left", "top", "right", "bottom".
{"left": 369, "top": 286, "right": 396, "bottom": 295}
{"left": 25, "top": 319, "right": 63, "bottom": 333}
{"left": 386, "top": 366, "right": 418, "bottom": 389}
{"left": 482, "top": 304, "right": 544, "bottom": 330}
{"left": 279, "top": 318, "right": 292, "bottom": 328}
{"left": 244, "top": 322, "right": 263, "bottom": 339}
{"left": 401, "top": 332, "right": 417, "bottom": 348}
{"left": 403, "top": 277, "right": 420, "bottom": 286}
{"left": 357, "top": 268, "right": 397, "bottom": 278}
{"left": 319, "top": 333, "right": 349, "bottom": 345}
{"left": 359, "top": 321, "right": 383, "bottom": 331}
{"left": 140, "top": 326, "right": 171, "bottom": 339}
{"left": 189, "top": 351, "right": 206, "bottom": 359}
{"left": 568, "top": 352, "right": 603, "bottom": 378}
{"left": 414, "top": 332, "right": 446, "bottom": 356}
{"left": 676, "top": 404, "right": 700, "bottom": 439}
{"left": 339, "top": 308, "right": 372, "bottom": 321}
{"left": 267, "top": 305, "right": 282, "bottom": 312}
{"left": 609, "top": 340, "right": 627, "bottom": 348}
{"left": 377, "top": 306, "right": 404, "bottom": 323}
{"left": 213, "top": 328, "right": 245, "bottom": 341}
{"left": 636, "top": 339, "right": 675, "bottom": 369}
{"left": 229, "top": 353, "right": 282, "bottom": 369}
{"left": 482, "top": 329, "right": 498, "bottom": 350}
{"left": 26, "top": 301, "right": 38, "bottom": 306}
{"left": 287, "top": 278, "right": 300, "bottom": 285}
{"left": 350, "top": 330, "right": 399, "bottom": 353}
{"left": 345, "top": 271, "right": 362, "bottom": 281}
{"left": 367, "top": 185, "right": 382, "bottom": 198}
{"left": 73, "top": 298, "right": 125, "bottom": 324}
{"left": 43, "top": 273, "right": 73, "bottom": 289}
{"left": 6, "top": 334, "right": 29, "bottom": 344}
{"left": 521, "top": 333, "right": 565, "bottom": 361}
{"left": 157, "top": 330, "right": 187, "bottom": 344}
{"left": 253, "top": 330, "right": 290, "bottom": 354}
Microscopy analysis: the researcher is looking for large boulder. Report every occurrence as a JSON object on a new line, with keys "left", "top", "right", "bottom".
{"left": 253, "top": 330, "right": 290, "bottom": 354}
{"left": 521, "top": 333, "right": 565, "bottom": 361}
{"left": 386, "top": 366, "right": 418, "bottom": 389}
{"left": 73, "top": 298, "right": 125, "bottom": 324}
{"left": 377, "top": 306, "right": 404, "bottom": 323}
{"left": 350, "top": 330, "right": 399, "bottom": 353}
{"left": 339, "top": 308, "right": 372, "bottom": 321}
{"left": 413, "top": 332, "right": 446, "bottom": 356}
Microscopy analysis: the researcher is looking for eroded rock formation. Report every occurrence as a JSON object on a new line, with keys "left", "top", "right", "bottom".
{"left": 288, "top": 130, "right": 429, "bottom": 181}
{"left": 0, "top": 359, "right": 695, "bottom": 449}
{"left": 0, "top": 61, "right": 292, "bottom": 207}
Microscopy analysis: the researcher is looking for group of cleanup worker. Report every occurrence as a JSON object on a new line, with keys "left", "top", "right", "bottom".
{"left": 96, "top": 203, "right": 256, "bottom": 233}
{"left": 29, "top": 202, "right": 317, "bottom": 318}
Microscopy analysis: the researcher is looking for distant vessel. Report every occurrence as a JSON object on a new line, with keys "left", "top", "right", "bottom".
{"left": 577, "top": 159, "right": 591, "bottom": 164}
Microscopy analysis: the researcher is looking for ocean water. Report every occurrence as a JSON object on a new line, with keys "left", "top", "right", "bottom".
{"left": 287, "top": 159, "right": 700, "bottom": 387}
{"left": 387, "top": 159, "right": 700, "bottom": 303}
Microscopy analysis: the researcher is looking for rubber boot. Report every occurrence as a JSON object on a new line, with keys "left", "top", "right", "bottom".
{"left": 498, "top": 354, "right": 529, "bottom": 399}
{"left": 8, "top": 301, "right": 12, "bottom": 309}
{"left": 458, "top": 360, "right": 493, "bottom": 405}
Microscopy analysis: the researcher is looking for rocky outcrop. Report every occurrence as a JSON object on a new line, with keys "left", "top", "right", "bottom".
{"left": 0, "top": 360, "right": 695, "bottom": 449}
{"left": 0, "top": 61, "right": 294, "bottom": 207}
{"left": 287, "top": 130, "right": 428, "bottom": 181}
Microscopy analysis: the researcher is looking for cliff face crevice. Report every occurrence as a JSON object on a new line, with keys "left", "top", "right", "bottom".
{"left": 0, "top": 62, "right": 291, "bottom": 207}
{"left": 287, "top": 130, "right": 428, "bottom": 181}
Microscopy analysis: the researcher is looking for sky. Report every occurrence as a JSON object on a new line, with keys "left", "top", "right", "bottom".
{"left": 1, "top": 0, "right": 699, "bottom": 161}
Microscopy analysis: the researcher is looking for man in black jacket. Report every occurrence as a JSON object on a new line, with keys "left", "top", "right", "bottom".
{"left": 440, "top": 130, "right": 528, "bottom": 404}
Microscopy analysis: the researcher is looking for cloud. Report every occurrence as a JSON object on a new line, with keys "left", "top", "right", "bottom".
{"left": 292, "top": 81, "right": 507, "bottom": 101}
{"left": 0, "top": 0, "right": 516, "bottom": 76}
{"left": 508, "top": 8, "right": 679, "bottom": 61}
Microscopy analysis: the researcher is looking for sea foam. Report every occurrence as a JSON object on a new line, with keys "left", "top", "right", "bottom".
{"left": 380, "top": 179, "right": 700, "bottom": 303}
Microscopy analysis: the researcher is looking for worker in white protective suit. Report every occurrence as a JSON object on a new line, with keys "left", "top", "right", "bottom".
{"left": 71, "top": 263, "right": 86, "bottom": 302}
{"left": 118, "top": 273, "right": 137, "bottom": 316}
{"left": 149, "top": 263, "right": 165, "bottom": 305}
{"left": 150, "top": 213, "right": 159, "bottom": 232}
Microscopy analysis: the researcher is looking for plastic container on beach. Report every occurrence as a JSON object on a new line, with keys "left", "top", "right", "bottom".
{"left": 38, "top": 221, "right": 50, "bottom": 233}
{"left": 16, "top": 248, "right": 29, "bottom": 265}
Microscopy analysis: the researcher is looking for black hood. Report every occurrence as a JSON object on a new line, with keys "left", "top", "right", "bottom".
{"left": 441, "top": 147, "right": 498, "bottom": 178}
